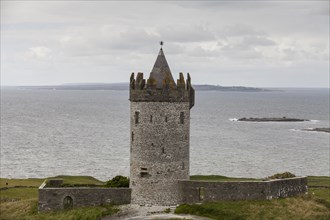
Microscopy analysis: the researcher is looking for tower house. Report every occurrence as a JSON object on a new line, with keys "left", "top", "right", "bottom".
{"left": 129, "top": 46, "right": 195, "bottom": 205}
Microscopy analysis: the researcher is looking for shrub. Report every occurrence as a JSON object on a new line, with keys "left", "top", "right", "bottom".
{"left": 268, "top": 172, "right": 296, "bottom": 179}
{"left": 105, "top": 175, "right": 129, "bottom": 188}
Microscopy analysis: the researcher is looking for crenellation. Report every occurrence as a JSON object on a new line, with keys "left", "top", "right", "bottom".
{"left": 129, "top": 72, "right": 194, "bottom": 108}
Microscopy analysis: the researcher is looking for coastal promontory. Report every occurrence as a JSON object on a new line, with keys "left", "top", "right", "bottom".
{"left": 238, "top": 117, "right": 309, "bottom": 122}
{"left": 302, "top": 128, "right": 330, "bottom": 133}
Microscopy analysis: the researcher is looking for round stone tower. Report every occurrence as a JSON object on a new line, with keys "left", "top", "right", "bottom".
{"left": 129, "top": 47, "right": 195, "bottom": 206}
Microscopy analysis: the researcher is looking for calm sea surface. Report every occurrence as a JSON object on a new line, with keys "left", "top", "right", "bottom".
{"left": 1, "top": 88, "right": 329, "bottom": 180}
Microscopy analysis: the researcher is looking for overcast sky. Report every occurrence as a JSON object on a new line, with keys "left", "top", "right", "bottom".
{"left": 1, "top": 1, "right": 329, "bottom": 87}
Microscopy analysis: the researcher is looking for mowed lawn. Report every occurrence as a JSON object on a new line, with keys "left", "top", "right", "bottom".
{"left": 0, "top": 175, "right": 329, "bottom": 220}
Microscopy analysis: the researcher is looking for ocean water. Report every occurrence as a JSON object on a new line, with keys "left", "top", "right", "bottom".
{"left": 1, "top": 88, "right": 329, "bottom": 180}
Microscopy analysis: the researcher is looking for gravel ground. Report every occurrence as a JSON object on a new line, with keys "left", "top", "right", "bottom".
{"left": 102, "top": 204, "right": 212, "bottom": 220}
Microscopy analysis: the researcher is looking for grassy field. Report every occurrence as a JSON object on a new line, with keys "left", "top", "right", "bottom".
{"left": 190, "top": 175, "right": 260, "bottom": 182}
{"left": 1, "top": 175, "right": 329, "bottom": 220}
{"left": 176, "top": 175, "right": 330, "bottom": 220}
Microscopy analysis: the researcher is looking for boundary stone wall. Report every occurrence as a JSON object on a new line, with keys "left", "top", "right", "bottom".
{"left": 38, "top": 182, "right": 131, "bottom": 212}
{"left": 179, "top": 177, "right": 307, "bottom": 203}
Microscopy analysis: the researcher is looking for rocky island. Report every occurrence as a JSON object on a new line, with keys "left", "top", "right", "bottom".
{"left": 238, "top": 117, "right": 309, "bottom": 122}
{"left": 302, "top": 128, "right": 330, "bottom": 133}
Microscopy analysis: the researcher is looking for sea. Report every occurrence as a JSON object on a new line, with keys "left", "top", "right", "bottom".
{"left": 1, "top": 88, "right": 329, "bottom": 181}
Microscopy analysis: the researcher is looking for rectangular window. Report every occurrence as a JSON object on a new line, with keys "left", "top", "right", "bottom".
{"left": 150, "top": 115, "right": 153, "bottom": 123}
{"left": 131, "top": 132, "right": 134, "bottom": 142}
{"left": 140, "top": 167, "right": 148, "bottom": 177}
{"left": 135, "top": 111, "right": 140, "bottom": 124}
{"left": 180, "top": 112, "right": 184, "bottom": 124}
{"left": 165, "top": 116, "right": 168, "bottom": 122}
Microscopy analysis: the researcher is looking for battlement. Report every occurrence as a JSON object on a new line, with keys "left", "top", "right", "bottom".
{"left": 129, "top": 72, "right": 195, "bottom": 109}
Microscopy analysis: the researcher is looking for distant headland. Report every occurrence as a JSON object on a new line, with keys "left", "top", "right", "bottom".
{"left": 238, "top": 117, "right": 309, "bottom": 122}
{"left": 302, "top": 128, "right": 330, "bottom": 133}
{"left": 17, "top": 83, "right": 271, "bottom": 92}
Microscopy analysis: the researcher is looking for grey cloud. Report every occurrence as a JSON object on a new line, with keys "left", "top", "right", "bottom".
{"left": 189, "top": 46, "right": 220, "bottom": 58}
{"left": 220, "top": 24, "right": 267, "bottom": 37}
{"left": 240, "top": 36, "right": 276, "bottom": 47}
{"left": 174, "top": 1, "right": 276, "bottom": 10}
{"left": 308, "top": 2, "right": 330, "bottom": 16}
{"left": 1, "top": 1, "right": 329, "bottom": 87}
{"left": 156, "top": 25, "right": 216, "bottom": 43}
{"left": 58, "top": 27, "right": 159, "bottom": 56}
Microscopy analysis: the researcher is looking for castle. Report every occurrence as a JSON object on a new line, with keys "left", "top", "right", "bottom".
{"left": 129, "top": 47, "right": 194, "bottom": 205}
{"left": 38, "top": 45, "right": 307, "bottom": 211}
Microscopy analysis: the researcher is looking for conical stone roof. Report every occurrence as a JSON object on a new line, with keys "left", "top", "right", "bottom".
{"left": 149, "top": 48, "right": 176, "bottom": 89}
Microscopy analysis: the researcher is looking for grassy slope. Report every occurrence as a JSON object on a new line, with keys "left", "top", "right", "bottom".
{"left": 190, "top": 175, "right": 259, "bottom": 182}
{"left": 47, "top": 175, "right": 104, "bottom": 185}
{"left": 0, "top": 176, "right": 115, "bottom": 220}
{"left": 176, "top": 175, "right": 330, "bottom": 220}
{"left": 0, "top": 178, "right": 44, "bottom": 188}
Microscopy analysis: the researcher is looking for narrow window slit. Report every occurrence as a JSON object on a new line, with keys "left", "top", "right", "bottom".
{"left": 135, "top": 111, "right": 140, "bottom": 124}
{"left": 180, "top": 112, "right": 184, "bottom": 124}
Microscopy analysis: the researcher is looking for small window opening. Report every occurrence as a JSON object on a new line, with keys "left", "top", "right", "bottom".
{"left": 151, "top": 143, "right": 154, "bottom": 147}
{"left": 198, "top": 187, "right": 205, "bottom": 201}
{"left": 131, "top": 132, "right": 134, "bottom": 142}
{"left": 180, "top": 112, "right": 184, "bottom": 124}
{"left": 140, "top": 167, "right": 148, "bottom": 177}
{"left": 135, "top": 111, "right": 140, "bottom": 124}
{"left": 150, "top": 115, "right": 153, "bottom": 123}
{"left": 63, "top": 196, "right": 73, "bottom": 209}
{"left": 162, "top": 147, "right": 165, "bottom": 154}
{"left": 165, "top": 116, "right": 168, "bottom": 122}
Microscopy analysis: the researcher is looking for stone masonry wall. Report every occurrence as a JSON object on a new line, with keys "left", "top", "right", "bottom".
{"left": 130, "top": 101, "right": 190, "bottom": 206}
{"left": 179, "top": 177, "right": 307, "bottom": 203}
{"left": 38, "top": 183, "right": 131, "bottom": 211}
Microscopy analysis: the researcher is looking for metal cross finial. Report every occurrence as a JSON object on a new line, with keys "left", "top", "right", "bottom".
{"left": 160, "top": 41, "right": 164, "bottom": 48}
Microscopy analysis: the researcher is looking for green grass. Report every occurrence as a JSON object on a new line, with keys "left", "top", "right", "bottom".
{"left": 190, "top": 175, "right": 259, "bottom": 182}
{"left": 175, "top": 197, "right": 329, "bottom": 220}
{"left": 176, "top": 176, "right": 330, "bottom": 220}
{"left": 308, "top": 176, "right": 330, "bottom": 188}
{"left": 0, "top": 178, "right": 44, "bottom": 188}
{"left": 0, "top": 199, "right": 118, "bottom": 220}
{"left": 48, "top": 175, "right": 104, "bottom": 185}
{"left": 308, "top": 176, "right": 330, "bottom": 204}
{"left": 0, "top": 188, "right": 38, "bottom": 201}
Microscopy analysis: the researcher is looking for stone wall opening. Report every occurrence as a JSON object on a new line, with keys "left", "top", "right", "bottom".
{"left": 63, "top": 196, "right": 73, "bottom": 209}
{"left": 198, "top": 187, "right": 205, "bottom": 201}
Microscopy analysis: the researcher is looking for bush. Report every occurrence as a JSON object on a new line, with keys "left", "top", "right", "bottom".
{"left": 105, "top": 175, "right": 129, "bottom": 188}
{"left": 268, "top": 172, "right": 296, "bottom": 179}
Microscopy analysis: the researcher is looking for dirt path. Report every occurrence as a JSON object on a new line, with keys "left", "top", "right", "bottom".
{"left": 102, "top": 204, "right": 212, "bottom": 220}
